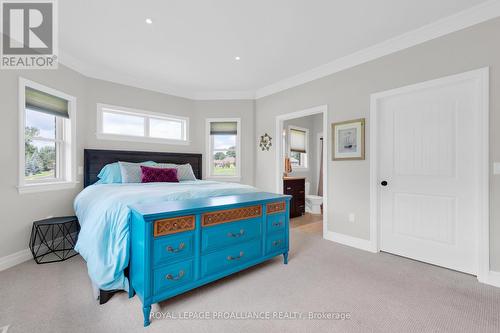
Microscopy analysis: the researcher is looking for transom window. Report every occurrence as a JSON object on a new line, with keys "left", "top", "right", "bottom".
{"left": 97, "top": 104, "right": 188, "bottom": 144}
{"left": 288, "top": 126, "right": 308, "bottom": 169}
{"left": 19, "top": 78, "right": 76, "bottom": 193}
{"left": 206, "top": 119, "right": 241, "bottom": 179}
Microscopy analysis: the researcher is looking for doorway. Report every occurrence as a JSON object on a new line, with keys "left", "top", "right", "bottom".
{"left": 275, "top": 105, "right": 328, "bottom": 238}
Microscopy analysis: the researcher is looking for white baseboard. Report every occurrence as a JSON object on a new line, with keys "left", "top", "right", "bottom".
{"left": 478, "top": 270, "right": 500, "bottom": 288}
{"left": 324, "top": 231, "right": 377, "bottom": 253}
{"left": 0, "top": 249, "right": 32, "bottom": 271}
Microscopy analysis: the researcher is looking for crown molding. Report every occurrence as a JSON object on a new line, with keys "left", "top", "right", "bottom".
{"left": 59, "top": 50, "right": 198, "bottom": 100}
{"left": 193, "top": 91, "right": 255, "bottom": 100}
{"left": 60, "top": 50, "right": 257, "bottom": 101}
{"left": 255, "top": 0, "right": 500, "bottom": 99}
{"left": 59, "top": 0, "right": 500, "bottom": 101}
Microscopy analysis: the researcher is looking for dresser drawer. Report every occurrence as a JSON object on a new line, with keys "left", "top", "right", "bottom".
{"left": 153, "top": 259, "right": 194, "bottom": 294}
{"left": 266, "top": 213, "right": 286, "bottom": 234}
{"left": 201, "top": 239, "right": 261, "bottom": 277}
{"left": 202, "top": 218, "right": 261, "bottom": 253}
{"left": 154, "top": 232, "right": 194, "bottom": 266}
{"left": 266, "top": 232, "right": 287, "bottom": 255}
{"left": 154, "top": 215, "right": 195, "bottom": 237}
{"left": 283, "top": 179, "right": 305, "bottom": 195}
{"left": 266, "top": 201, "right": 286, "bottom": 214}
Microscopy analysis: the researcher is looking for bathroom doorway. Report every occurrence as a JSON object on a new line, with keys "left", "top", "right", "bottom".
{"left": 275, "top": 105, "right": 328, "bottom": 238}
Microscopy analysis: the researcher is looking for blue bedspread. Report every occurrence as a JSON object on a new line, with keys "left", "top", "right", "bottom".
{"left": 74, "top": 180, "right": 257, "bottom": 291}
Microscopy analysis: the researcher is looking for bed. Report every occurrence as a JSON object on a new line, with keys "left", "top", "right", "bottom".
{"left": 75, "top": 149, "right": 290, "bottom": 321}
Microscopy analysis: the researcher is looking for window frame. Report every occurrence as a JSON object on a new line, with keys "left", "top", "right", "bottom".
{"left": 288, "top": 125, "right": 309, "bottom": 170}
{"left": 18, "top": 78, "right": 77, "bottom": 194}
{"left": 206, "top": 118, "right": 241, "bottom": 181}
{"left": 96, "top": 103, "right": 189, "bottom": 145}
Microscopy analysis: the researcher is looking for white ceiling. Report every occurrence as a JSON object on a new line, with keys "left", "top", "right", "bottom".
{"left": 59, "top": 0, "right": 494, "bottom": 99}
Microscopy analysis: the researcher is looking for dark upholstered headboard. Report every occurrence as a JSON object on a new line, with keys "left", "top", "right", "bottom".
{"left": 83, "top": 149, "right": 203, "bottom": 187}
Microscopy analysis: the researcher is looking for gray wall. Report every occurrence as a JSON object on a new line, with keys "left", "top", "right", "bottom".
{"left": 0, "top": 66, "right": 255, "bottom": 259}
{"left": 0, "top": 66, "right": 86, "bottom": 259}
{"left": 255, "top": 18, "right": 500, "bottom": 271}
{"left": 283, "top": 113, "right": 323, "bottom": 194}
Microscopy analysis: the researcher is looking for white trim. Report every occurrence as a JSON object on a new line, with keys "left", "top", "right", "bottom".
{"left": 324, "top": 231, "right": 377, "bottom": 253}
{"left": 478, "top": 271, "right": 500, "bottom": 288}
{"left": 59, "top": 50, "right": 256, "bottom": 101}
{"left": 0, "top": 249, "right": 31, "bottom": 271}
{"left": 287, "top": 125, "right": 309, "bottom": 170}
{"left": 255, "top": 0, "right": 500, "bottom": 98}
{"left": 18, "top": 78, "right": 77, "bottom": 193}
{"left": 57, "top": 1, "right": 500, "bottom": 101}
{"left": 205, "top": 118, "right": 242, "bottom": 180}
{"left": 193, "top": 91, "right": 255, "bottom": 101}
{"left": 96, "top": 103, "right": 190, "bottom": 145}
{"left": 274, "top": 105, "right": 329, "bottom": 238}
{"left": 369, "top": 68, "right": 490, "bottom": 280}
{"left": 17, "top": 181, "right": 79, "bottom": 194}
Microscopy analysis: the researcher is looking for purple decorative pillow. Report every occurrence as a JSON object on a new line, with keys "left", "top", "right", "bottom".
{"left": 140, "top": 166, "right": 179, "bottom": 183}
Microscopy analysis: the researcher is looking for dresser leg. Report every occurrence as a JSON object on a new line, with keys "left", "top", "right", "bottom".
{"left": 143, "top": 305, "right": 151, "bottom": 327}
{"left": 283, "top": 252, "right": 288, "bottom": 265}
{"left": 128, "top": 286, "right": 135, "bottom": 298}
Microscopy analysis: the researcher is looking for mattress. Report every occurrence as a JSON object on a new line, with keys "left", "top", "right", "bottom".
{"left": 74, "top": 180, "right": 257, "bottom": 291}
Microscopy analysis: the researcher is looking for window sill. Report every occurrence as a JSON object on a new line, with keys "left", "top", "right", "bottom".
{"left": 18, "top": 181, "right": 80, "bottom": 194}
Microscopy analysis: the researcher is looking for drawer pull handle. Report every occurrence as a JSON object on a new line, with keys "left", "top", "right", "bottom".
{"left": 227, "top": 229, "right": 245, "bottom": 238}
{"left": 165, "top": 270, "right": 185, "bottom": 281}
{"left": 227, "top": 251, "right": 244, "bottom": 261}
{"left": 166, "top": 242, "right": 185, "bottom": 253}
{"left": 286, "top": 187, "right": 292, "bottom": 190}
{"left": 273, "top": 240, "right": 283, "bottom": 247}
{"left": 272, "top": 221, "right": 283, "bottom": 227}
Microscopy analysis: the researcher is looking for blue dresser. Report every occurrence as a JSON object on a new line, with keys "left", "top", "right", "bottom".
{"left": 129, "top": 192, "right": 291, "bottom": 327}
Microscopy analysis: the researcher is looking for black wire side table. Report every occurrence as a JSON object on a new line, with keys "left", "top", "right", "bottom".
{"left": 29, "top": 216, "right": 80, "bottom": 264}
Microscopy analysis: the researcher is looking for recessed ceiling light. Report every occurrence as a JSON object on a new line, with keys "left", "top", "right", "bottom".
{"left": 145, "top": 18, "right": 153, "bottom": 24}
{"left": 235, "top": 56, "right": 241, "bottom": 61}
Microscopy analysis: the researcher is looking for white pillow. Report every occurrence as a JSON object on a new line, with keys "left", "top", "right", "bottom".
{"left": 155, "top": 163, "right": 197, "bottom": 181}
{"left": 118, "top": 161, "right": 156, "bottom": 183}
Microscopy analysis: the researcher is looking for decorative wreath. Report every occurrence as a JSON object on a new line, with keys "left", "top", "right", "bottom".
{"left": 259, "top": 133, "right": 272, "bottom": 151}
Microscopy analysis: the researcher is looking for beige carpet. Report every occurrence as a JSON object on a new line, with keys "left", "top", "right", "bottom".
{"left": 1, "top": 223, "right": 500, "bottom": 333}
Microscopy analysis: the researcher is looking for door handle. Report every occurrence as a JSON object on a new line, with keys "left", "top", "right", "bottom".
{"left": 381, "top": 181, "right": 388, "bottom": 187}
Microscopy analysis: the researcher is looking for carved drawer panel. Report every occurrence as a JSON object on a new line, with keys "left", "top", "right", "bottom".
{"left": 154, "top": 215, "right": 195, "bottom": 237}
{"left": 202, "top": 205, "right": 262, "bottom": 227}
{"left": 266, "top": 201, "right": 286, "bottom": 214}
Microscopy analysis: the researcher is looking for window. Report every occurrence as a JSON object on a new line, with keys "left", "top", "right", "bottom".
{"left": 288, "top": 126, "right": 308, "bottom": 169}
{"left": 97, "top": 104, "right": 188, "bottom": 144}
{"left": 19, "top": 78, "right": 76, "bottom": 193}
{"left": 206, "top": 119, "right": 241, "bottom": 180}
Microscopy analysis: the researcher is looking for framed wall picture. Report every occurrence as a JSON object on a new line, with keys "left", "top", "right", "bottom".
{"left": 332, "top": 118, "right": 365, "bottom": 160}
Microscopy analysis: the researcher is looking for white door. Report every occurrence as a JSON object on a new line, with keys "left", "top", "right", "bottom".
{"left": 377, "top": 73, "right": 483, "bottom": 275}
